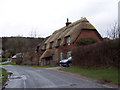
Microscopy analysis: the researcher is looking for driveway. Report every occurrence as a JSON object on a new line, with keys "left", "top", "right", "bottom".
{"left": 2, "top": 65, "right": 118, "bottom": 88}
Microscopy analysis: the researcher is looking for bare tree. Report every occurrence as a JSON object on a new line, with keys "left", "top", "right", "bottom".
{"left": 118, "top": 25, "right": 120, "bottom": 38}
{"left": 29, "top": 27, "right": 40, "bottom": 38}
{"left": 107, "top": 22, "right": 119, "bottom": 40}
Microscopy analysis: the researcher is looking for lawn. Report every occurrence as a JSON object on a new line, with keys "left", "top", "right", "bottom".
{"left": 60, "top": 66, "right": 119, "bottom": 84}
{"left": 0, "top": 68, "right": 8, "bottom": 84}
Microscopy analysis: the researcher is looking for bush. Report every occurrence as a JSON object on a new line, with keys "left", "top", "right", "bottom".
{"left": 16, "top": 58, "right": 23, "bottom": 65}
{"left": 22, "top": 60, "right": 39, "bottom": 65}
{"left": 76, "top": 38, "right": 97, "bottom": 46}
{"left": 72, "top": 40, "right": 119, "bottom": 67}
{"left": 2, "top": 58, "right": 7, "bottom": 62}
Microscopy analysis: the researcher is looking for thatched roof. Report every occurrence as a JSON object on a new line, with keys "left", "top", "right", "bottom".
{"left": 36, "top": 36, "right": 50, "bottom": 50}
{"left": 41, "top": 49, "right": 54, "bottom": 58}
{"left": 41, "top": 17, "right": 99, "bottom": 59}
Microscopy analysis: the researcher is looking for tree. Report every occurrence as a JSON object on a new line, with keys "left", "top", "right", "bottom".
{"left": 29, "top": 28, "right": 40, "bottom": 38}
{"left": 107, "top": 22, "right": 119, "bottom": 40}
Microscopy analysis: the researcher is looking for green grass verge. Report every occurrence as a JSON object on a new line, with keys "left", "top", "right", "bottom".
{"left": 60, "top": 66, "right": 119, "bottom": 84}
{"left": 2, "top": 62, "right": 16, "bottom": 65}
{"left": 20, "top": 65, "right": 58, "bottom": 68}
{"left": 1, "top": 58, "right": 8, "bottom": 62}
{"left": 0, "top": 68, "right": 8, "bottom": 84}
{"left": 2, "top": 62, "right": 57, "bottom": 68}
{"left": 0, "top": 58, "right": 2, "bottom": 62}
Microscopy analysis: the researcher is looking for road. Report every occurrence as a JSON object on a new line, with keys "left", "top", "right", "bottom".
{"left": 1, "top": 65, "right": 117, "bottom": 88}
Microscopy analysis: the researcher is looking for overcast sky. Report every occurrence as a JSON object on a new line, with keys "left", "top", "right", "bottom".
{"left": 0, "top": 0, "right": 119, "bottom": 38}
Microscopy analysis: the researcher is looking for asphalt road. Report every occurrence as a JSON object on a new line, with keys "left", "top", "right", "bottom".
{"left": 2, "top": 65, "right": 117, "bottom": 88}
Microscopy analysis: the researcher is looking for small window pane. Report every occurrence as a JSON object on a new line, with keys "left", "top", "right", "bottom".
{"left": 67, "top": 51, "right": 72, "bottom": 58}
{"left": 58, "top": 39, "right": 61, "bottom": 46}
{"left": 67, "top": 36, "right": 70, "bottom": 43}
{"left": 50, "top": 42, "right": 54, "bottom": 48}
{"left": 39, "top": 58, "right": 41, "bottom": 62}
{"left": 60, "top": 52, "right": 63, "bottom": 60}
{"left": 45, "top": 44, "right": 47, "bottom": 49}
{"left": 53, "top": 54, "right": 56, "bottom": 60}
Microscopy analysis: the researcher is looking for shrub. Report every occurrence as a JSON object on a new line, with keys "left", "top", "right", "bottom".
{"left": 16, "top": 58, "right": 23, "bottom": 65}
{"left": 72, "top": 39, "right": 119, "bottom": 67}
{"left": 76, "top": 38, "right": 97, "bottom": 46}
{"left": 2, "top": 58, "right": 7, "bottom": 62}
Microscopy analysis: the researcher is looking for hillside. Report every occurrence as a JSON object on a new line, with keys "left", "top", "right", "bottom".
{"left": 2, "top": 37, "right": 44, "bottom": 59}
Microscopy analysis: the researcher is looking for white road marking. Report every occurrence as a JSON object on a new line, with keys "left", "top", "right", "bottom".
{"left": 21, "top": 75, "right": 27, "bottom": 88}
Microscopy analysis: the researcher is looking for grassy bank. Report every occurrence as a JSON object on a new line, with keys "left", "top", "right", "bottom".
{"left": 2, "top": 62, "right": 16, "bottom": 65}
{"left": 60, "top": 66, "right": 119, "bottom": 84}
{"left": 0, "top": 68, "right": 8, "bottom": 84}
{"left": 2, "top": 62, "right": 57, "bottom": 68}
{"left": 19, "top": 65, "right": 58, "bottom": 68}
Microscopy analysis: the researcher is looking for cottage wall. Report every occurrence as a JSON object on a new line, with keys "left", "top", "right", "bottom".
{"left": 32, "top": 50, "right": 44, "bottom": 64}
{"left": 57, "top": 44, "right": 74, "bottom": 61}
{"left": 12, "top": 58, "right": 16, "bottom": 62}
{"left": 76, "top": 30, "right": 102, "bottom": 42}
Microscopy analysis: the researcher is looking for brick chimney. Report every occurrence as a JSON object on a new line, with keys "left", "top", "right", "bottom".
{"left": 66, "top": 18, "right": 71, "bottom": 26}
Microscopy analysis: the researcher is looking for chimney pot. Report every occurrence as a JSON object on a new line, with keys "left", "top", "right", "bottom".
{"left": 67, "top": 18, "right": 69, "bottom": 22}
{"left": 66, "top": 18, "right": 71, "bottom": 26}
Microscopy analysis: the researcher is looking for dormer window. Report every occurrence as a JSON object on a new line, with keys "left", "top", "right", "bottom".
{"left": 44, "top": 44, "right": 47, "bottom": 49}
{"left": 50, "top": 42, "right": 54, "bottom": 49}
{"left": 36, "top": 46, "right": 39, "bottom": 52}
{"left": 66, "top": 36, "right": 71, "bottom": 43}
{"left": 58, "top": 39, "right": 61, "bottom": 46}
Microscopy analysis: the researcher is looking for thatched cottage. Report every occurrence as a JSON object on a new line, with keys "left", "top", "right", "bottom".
{"left": 35, "top": 17, "right": 103, "bottom": 66}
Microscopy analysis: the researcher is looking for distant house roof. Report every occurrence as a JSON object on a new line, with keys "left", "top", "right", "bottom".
{"left": 12, "top": 55, "right": 16, "bottom": 59}
{"left": 41, "top": 49, "right": 54, "bottom": 58}
{"left": 12, "top": 53, "right": 23, "bottom": 59}
{"left": 36, "top": 36, "right": 50, "bottom": 51}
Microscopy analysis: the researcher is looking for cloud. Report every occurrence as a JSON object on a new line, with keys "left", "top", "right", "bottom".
{"left": 0, "top": 0, "right": 119, "bottom": 37}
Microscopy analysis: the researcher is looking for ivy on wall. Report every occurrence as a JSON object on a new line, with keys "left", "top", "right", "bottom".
{"left": 76, "top": 38, "right": 97, "bottom": 46}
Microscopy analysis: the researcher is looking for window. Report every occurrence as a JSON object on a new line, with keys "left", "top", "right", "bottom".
{"left": 66, "top": 36, "right": 70, "bottom": 43}
{"left": 60, "top": 52, "right": 63, "bottom": 60}
{"left": 50, "top": 42, "right": 54, "bottom": 49}
{"left": 43, "top": 59, "right": 46, "bottom": 65}
{"left": 58, "top": 39, "right": 61, "bottom": 46}
{"left": 53, "top": 54, "right": 56, "bottom": 61}
{"left": 39, "top": 58, "right": 41, "bottom": 62}
{"left": 36, "top": 46, "right": 39, "bottom": 52}
{"left": 67, "top": 51, "right": 72, "bottom": 58}
{"left": 35, "top": 46, "right": 39, "bottom": 53}
{"left": 44, "top": 44, "right": 47, "bottom": 49}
